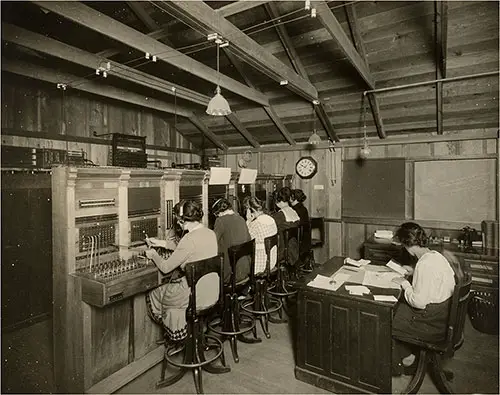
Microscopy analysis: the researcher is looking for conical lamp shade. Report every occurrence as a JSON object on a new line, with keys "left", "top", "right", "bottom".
{"left": 308, "top": 130, "right": 321, "bottom": 144}
{"left": 206, "top": 86, "right": 232, "bottom": 116}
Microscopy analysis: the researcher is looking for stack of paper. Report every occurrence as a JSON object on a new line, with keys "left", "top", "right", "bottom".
{"left": 307, "top": 274, "right": 336, "bottom": 291}
{"left": 344, "top": 257, "right": 371, "bottom": 267}
{"left": 345, "top": 285, "right": 370, "bottom": 295}
{"left": 373, "top": 295, "right": 398, "bottom": 302}
{"left": 374, "top": 230, "right": 394, "bottom": 240}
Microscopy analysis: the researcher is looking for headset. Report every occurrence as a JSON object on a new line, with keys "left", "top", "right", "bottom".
{"left": 176, "top": 199, "right": 203, "bottom": 222}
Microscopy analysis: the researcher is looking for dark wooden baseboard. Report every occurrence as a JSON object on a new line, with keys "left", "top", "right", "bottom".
{"left": 294, "top": 366, "right": 372, "bottom": 394}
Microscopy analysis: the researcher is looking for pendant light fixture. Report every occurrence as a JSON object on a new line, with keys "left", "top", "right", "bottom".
{"left": 206, "top": 37, "right": 231, "bottom": 116}
{"left": 308, "top": 101, "right": 321, "bottom": 144}
{"left": 359, "top": 93, "right": 371, "bottom": 159}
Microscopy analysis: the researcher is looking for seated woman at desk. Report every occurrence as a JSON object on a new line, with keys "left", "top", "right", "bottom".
{"left": 391, "top": 222, "right": 456, "bottom": 375}
{"left": 273, "top": 187, "right": 300, "bottom": 267}
{"left": 212, "top": 197, "right": 251, "bottom": 284}
{"left": 145, "top": 200, "right": 218, "bottom": 342}
{"left": 242, "top": 195, "right": 278, "bottom": 274}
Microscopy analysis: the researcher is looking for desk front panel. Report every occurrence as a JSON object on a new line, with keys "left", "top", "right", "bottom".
{"left": 297, "top": 288, "right": 392, "bottom": 394}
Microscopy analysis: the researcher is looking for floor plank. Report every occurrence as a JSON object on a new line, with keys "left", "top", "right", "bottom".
{"left": 2, "top": 314, "right": 498, "bottom": 394}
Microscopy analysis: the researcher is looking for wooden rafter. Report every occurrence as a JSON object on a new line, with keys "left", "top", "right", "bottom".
{"left": 344, "top": 3, "right": 386, "bottom": 139}
{"left": 224, "top": 48, "right": 296, "bottom": 145}
{"left": 226, "top": 113, "right": 260, "bottom": 148}
{"left": 188, "top": 116, "right": 228, "bottom": 151}
{"left": 126, "top": 1, "right": 159, "bottom": 31}
{"left": 98, "top": 1, "right": 268, "bottom": 59}
{"left": 265, "top": 2, "right": 338, "bottom": 142}
{"left": 315, "top": 0, "right": 375, "bottom": 89}
{"left": 3, "top": 59, "right": 194, "bottom": 117}
{"left": 32, "top": 1, "right": 270, "bottom": 107}
{"left": 435, "top": 1, "right": 448, "bottom": 135}
{"left": 2, "top": 23, "right": 211, "bottom": 107}
{"left": 217, "top": 1, "right": 269, "bottom": 18}
{"left": 157, "top": 0, "right": 319, "bottom": 102}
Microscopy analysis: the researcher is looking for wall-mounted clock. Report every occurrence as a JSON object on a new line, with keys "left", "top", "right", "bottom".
{"left": 295, "top": 156, "right": 318, "bottom": 179}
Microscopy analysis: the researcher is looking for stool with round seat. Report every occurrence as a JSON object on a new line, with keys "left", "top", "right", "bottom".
{"left": 267, "top": 226, "right": 300, "bottom": 322}
{"left": 241, "top": 233, "right": 283, "bottom": 338}
{"left": 156, "top": 254, "right": 230, "bottom": 394}
{"left": 207, "top": 239, "right": 260, "bottom": 363}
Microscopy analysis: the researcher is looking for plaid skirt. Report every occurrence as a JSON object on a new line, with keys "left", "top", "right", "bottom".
{"left": 146, "top": 274, "right": 220, "bottom": 342}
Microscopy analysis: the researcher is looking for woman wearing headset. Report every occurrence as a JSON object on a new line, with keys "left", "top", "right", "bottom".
{"left": 145, "top": 200, "right": 218, "bottom": 342}
{"left": 212, "top": 197, "right": 252, "bottom": 284}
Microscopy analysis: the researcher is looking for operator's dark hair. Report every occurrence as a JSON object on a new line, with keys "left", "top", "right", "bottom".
{"left": 275, "top": 187, "right": 292, "bottom": 204}
{"left": 242, "top": 195, "right": 264, "bottom": 213}
{"left": 290, "top": 189, "right": 307, "bottom": 203}
{"left": 394, "top": 222, "right": 428, "bottom": 247}
{"left": 211, "top": 197, "right": 232, "bottom": 216}
{"left": 174, "top": 200, "right": 203, "bottom": 222}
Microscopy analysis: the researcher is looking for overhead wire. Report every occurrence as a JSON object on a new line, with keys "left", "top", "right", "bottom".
{"left": 52, "top": 0, "right": 361, "bottom": 96}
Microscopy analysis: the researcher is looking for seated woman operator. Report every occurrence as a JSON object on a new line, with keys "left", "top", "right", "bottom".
{"left": 391, "top": 222, "right": 456, "bottom": 376}
{"left": 290, "top": 189, "right": 311, "bottom": 259}
{"left": 212, "top": 197, "right": 252, "bottom": 284}
{"left": 273, "top": 187, "right": 300, "bottom": 266}
{"left": 242, "top": 195, "right": 278, "bottom": 274}
{"left": 144, "top": 200, "right": 219, "bottom": 342}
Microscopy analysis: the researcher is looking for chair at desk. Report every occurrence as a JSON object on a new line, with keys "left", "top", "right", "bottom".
{"left": 394, "top": 270, "right": 472, "bottom": 394}
{"left": 157, "top": 254, "right": 230, "bottom": 394}
{"left": 207, "top": 239, "right": 260, "bottom": 363}
{"left": 241, "top": 234, "right": 282, "bottom": 339}
{"left": 267, "top": 227, "right": 300, "bottom": 322}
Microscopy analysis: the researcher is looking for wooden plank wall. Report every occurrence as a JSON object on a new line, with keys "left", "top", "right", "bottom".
{"left": 223, "top": 135, "right": 498, "bottom": 263}
{"left": 1, "top": 75, "right": 199, "bottom": 167}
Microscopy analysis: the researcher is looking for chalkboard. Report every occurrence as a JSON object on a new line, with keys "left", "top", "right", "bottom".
{"left": 342, "top": 158, "right": 406, "bottom": 218}
{"left": 414, "top": 159, "right": 496, "bottom": 223}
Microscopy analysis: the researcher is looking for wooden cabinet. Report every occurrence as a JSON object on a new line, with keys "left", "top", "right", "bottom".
{"left": 295, "top": 258, "right": 398, "bottom": 394}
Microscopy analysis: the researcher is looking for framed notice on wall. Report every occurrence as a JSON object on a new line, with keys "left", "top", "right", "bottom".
{"left": 414, "top": 159, "right": 496, "bottom": 223}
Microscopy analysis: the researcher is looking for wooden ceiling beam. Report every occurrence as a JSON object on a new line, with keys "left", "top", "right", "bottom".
{"left": 315, "top": 0, "right": 375, "bottom": 89}
{"left": 217, "top": 1, "right": 269, "bottom": 18}
{"left": 97, "top": 1, "right": 268, "bottom": 59}
{"left": 2, "top": 23, "right": 211, "bottom": 107}
{"left": 435, "top": 1, "right": 448, "bottom": 135}
{"left": 224, "top": 48, "right": 296, "bottom": 145}
{"left": 126, "top": 1, "right": 159, "bottom": 31}
{"left": 265, "top": 2, "right": 338, "bottom": 142}
{"left": 344, "top": 3, "right": 386, "bottom": 139}
{"left": 188, "top": 116, "right": 228, "bottom": 151}
{"left": 226, "top": 113, "right": 260, "bottom": 148}
{"left": 32, "top": 1, "right": 270, "bottom": 107}
{"left": 156, "top": 0, "right": 319, "bottom": 102}
{"left": 3, "top": 59, "right": 194, "bottom": 118}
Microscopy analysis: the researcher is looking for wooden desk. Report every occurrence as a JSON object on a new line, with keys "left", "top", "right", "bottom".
{"left": 294, "top": 257, "right": 400, "bottom": 394}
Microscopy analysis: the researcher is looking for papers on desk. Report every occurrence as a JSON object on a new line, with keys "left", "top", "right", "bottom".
{"left": 362, "top": 270, "right": 402, "bottom": 289}
{"left": 344, "top": 257, "right": 371, "bottom": 267}
{"left": 307, "top": 274, "right": 336, "bottom": 291}
{"left": 345, "top": 285, "right": 370, "bottom": 295}
{"left": 373, "top": 295, "right": 399, "bottom": 302}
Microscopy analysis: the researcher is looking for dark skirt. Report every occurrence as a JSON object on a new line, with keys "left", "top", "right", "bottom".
{"left": 393, "top": 298, "right": 451, "bottom": 343}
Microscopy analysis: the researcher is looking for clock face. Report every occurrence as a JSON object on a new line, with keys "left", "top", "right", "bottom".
{"left": 295, "top": 156, "right": 318, "bottom": 179}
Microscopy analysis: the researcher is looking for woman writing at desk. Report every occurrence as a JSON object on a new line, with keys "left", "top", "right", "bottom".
{"left": 391, "top": 222, "right": 456, "bottom": 375}
{"left": 145, "top": 200, "right": 218, "bottom": 342}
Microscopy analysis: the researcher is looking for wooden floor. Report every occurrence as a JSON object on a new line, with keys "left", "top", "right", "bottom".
{"left": 2, "top": 314, "right": 498, "bottom": 394}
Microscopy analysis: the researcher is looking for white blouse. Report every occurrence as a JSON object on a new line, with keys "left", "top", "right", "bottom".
{"left": 404, "top": 250, "right": 456, "bottom": 309}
